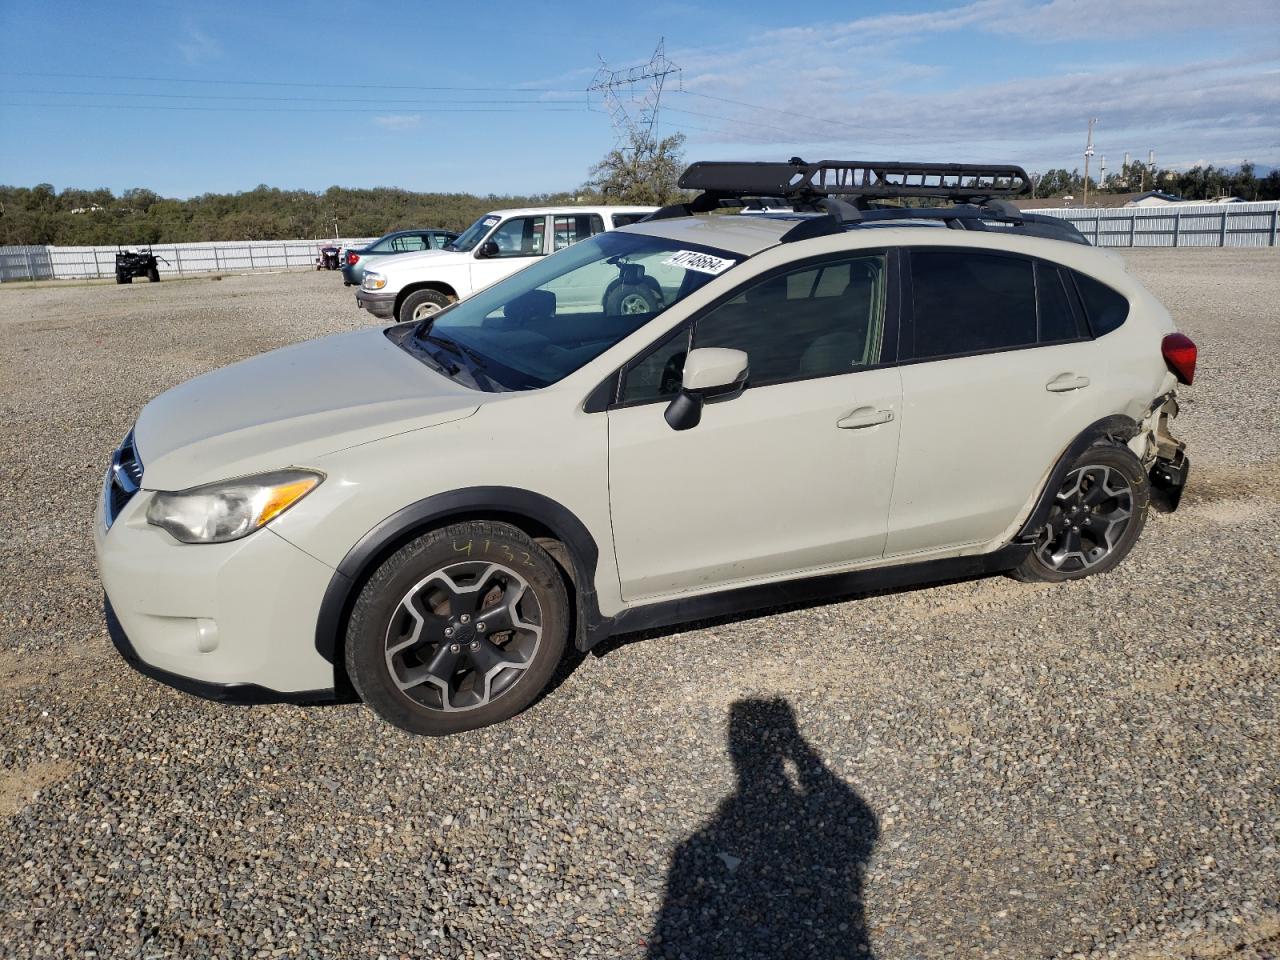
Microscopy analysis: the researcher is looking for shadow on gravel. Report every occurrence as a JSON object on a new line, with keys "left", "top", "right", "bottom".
{"left": 648, "top": 698, "right": 879, "bottom": 959}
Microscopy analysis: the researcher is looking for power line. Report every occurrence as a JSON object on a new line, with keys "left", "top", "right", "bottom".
{"left": 9, "top": 88, "right": 570, "bottom": 105}
{"left": 0, "top": 102, "right": 586, "bottom": 115}
{"left": 0, "top": 70, "right": 578, "bottom": 94}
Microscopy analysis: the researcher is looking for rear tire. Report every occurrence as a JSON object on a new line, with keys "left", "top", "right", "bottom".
{"left": 344, "top": 521, "right": 569, "bottom": 736}
{"left": 398, "top": 289, "right": 454, "bottom": 324}
{"left": 147, "top": 268, "right": 160, "bottom": 282}
{"left": 1013, "top": 443, "right": 1149, "bottom": 583}
{"left": 115, "top": 271, "right": 128, "bottom": 285}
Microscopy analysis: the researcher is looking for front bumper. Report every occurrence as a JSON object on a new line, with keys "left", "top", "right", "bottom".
{"left": 355, "top": 288, "right": 396, "bottom": 319}
{"left": 95, "top": 488, "right": 338, "bottom": 701}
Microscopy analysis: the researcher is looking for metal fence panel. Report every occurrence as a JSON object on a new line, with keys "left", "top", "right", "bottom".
{"left": 0, "top": 238, "right": 377, "bottom": 282}
{"left": 1023, "top": 201, "right": 1280, "bottom": 248}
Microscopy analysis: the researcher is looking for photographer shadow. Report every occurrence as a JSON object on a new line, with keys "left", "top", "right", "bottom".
{"left": 648, "top": 698, "right": 879, "bottom": 959}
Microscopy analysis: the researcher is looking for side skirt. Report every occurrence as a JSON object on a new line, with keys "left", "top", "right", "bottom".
{"left": 585, "top": 543, "right": 1030, "bottom": 648}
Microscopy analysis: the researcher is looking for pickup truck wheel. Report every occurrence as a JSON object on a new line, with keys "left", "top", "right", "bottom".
{"left": 1013, "top": 444, "right": 1149, "bottom": 583}
{"left": 604, "top": 280, "right": 661, "bottom": 316}
{"left": 399, "top": 289, "right": 453, "bottom": 324}
{"left": 344, "top": 521, "right": 569, "bottom": 736}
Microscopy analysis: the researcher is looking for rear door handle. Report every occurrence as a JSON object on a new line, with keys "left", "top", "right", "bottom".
{"left": 837, "top": 406, "right": 894, "bottom": 429}
{"left": 1046, "top": 373, "right": 1091, "bottom": 392}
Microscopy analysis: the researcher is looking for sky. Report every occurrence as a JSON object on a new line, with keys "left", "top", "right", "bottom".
{"left": 0, "top": 0, "right": 1277, "bottom": 198}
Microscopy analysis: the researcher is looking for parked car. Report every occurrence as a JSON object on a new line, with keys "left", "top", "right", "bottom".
{"left": 96, "top": 159, "right": 1194, "bottom": 737}
{"left": 341, "top": 229, "right": 458, "bottom": 286}
{"left": 356, "top": 206, "right": 655, "bottom": 324}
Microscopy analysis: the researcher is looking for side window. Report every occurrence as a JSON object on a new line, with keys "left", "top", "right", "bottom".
{"left": 1072, "top": 271, "right": 1129, "bottom": 337}
{"left": 389, "top": 234, "right": 427, "bottom": 253}
{"left": 487, "top": 216, "right": 546, "bottom": 258}
{"left": 553, "top": 214, "right": 605, "bottom": 252}
{"left": 610, "top": 212, "right": 649, "bottom": 228}
{"left": 1036, "top": 263, "right": 1082, "bottom": 343}
{"left": 693, "top": 253, "right": 887, "bottom": 387}
{"left": 432, "top": 233, "right": 456, "bottom": 249}
{"left": 909, "top": 251, "right": 1036, "bottom": 359}
{"left": 619, "top": 326, "right": 690, "bottom": 403}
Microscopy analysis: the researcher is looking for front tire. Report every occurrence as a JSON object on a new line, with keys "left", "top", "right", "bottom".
{"left": 1013, "top": 443, "right": 1149, "bottom": 583}
{"left": 398, "top": 289, "right": 454, "bottom": 324}
{"left": 344, "top": 521, "right": 569, "bottom": 735}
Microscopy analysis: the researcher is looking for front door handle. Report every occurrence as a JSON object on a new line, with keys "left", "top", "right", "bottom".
{"left": 837, "top": 406, "right": 894, "bottom": 429}
{"left": 1046, "top": 373, "right": 1091, "bottom": 392}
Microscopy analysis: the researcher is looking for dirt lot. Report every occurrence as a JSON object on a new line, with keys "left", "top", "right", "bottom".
{"left": 1, "top": 251, "right": 1277, "bottom": 959}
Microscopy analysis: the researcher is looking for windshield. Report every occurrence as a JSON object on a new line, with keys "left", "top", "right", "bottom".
{"left": 445, "top": 214, "right": 501, "bottom": 252}
{"left": 399, "top": 231, "right": 741, "bottom": 391}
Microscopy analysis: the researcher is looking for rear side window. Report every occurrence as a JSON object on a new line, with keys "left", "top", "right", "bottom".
{"left": 1072, "top": 271, "right": 1130, "bottom": 337}
{"left": 1036, "top": 263, "right": 1082, "bottom": 343}
{"left": 553, "top": 214, "right": 605, "bottom": 251}
{"left": 909, "top": 251, "right": 1036, "bottom": 359}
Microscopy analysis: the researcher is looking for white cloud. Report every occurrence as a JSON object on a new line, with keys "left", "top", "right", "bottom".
{"left": 373, "top": 114, "right": 423, "bottom": 130}
{"left": 177, "top": 26, "right": 222, "bottom": 65}
{"left": 658, "top": 3, "right": 1280, "bottom": 170}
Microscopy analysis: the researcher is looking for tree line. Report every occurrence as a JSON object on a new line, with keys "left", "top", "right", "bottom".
{"left": 0, "top": 183, "right": 596, "bottom": 247}
{"left": 1033, "top": 161, "right": 1280, "bottom": 202}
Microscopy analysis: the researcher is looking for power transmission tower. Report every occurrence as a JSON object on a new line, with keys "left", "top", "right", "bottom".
{"left": 587, "top": 39, "right": 681, "bottom": 149}
{"left": 1082, "top": 117, "right": 1098, "bottom": 207}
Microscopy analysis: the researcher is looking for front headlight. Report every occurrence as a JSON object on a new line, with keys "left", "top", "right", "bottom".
{"left": 145, "top": 469, "right": 323, "bottom": 544}
{"left": 364, "top": 272, "right": 387, "bottom": 290}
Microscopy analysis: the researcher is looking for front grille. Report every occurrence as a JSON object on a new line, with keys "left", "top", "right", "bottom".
{"left": 104, "top": 430, "right": 144, "bottom": 529}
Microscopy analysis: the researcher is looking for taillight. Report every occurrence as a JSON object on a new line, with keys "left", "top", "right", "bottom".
{"left": 347, "top": 252, "right": 359, "bottom": 265}
{"left": 1161, "top": 332, "right": 1197, "bottom": 385}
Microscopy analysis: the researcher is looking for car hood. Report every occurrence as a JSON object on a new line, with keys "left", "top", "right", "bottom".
{"left": 375, "top": 248, "right": 466, "bottom": 276}
{"left": 134, "top": 328, "right": 481, "bottom": 490}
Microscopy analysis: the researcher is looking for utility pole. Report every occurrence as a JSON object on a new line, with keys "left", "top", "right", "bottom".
{"left": 1147, "top": 150, "right": 1156, "bottom": 193}
{"left": 1082, "top": 117, "right": 1098, "bottom": 207}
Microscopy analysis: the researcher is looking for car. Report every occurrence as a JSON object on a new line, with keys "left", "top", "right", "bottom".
{"left": 355, "top": 205, "right": 656, "bottom": 324}
{"left": 340, "top": 229, "right": 458, "bottom": 286}
{"left": 96, "top": 158, "right": 1194, "bottom": 736}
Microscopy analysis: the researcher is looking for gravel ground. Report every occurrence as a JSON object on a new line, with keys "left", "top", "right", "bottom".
{"left": 0, "top": 252, "right": 1277, "bottom": 959}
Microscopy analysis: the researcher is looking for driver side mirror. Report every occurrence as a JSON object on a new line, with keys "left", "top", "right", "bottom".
{"left": 664, "top": 348, "right": 749, "bottom": 431}
{"left": 477, "top": 240, "right": 500, "bottom": 259}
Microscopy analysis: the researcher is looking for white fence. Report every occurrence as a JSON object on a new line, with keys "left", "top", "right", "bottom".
{"left": 1023, "top": 200, "right": 1280, "bottom": 248}
{"left": 0, "top": 238, "right": 376, "bottom": 283}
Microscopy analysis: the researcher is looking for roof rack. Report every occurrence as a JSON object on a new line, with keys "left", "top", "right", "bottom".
{"left": 644, "top": 157, "right": 1088, "bottom": 245}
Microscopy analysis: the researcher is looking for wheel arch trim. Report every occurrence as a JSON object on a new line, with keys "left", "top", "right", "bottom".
{"left": 313, "top": 486, "right": 604, "bottom": 667}
{"left": 1015, "top": 414, "right": 1141, "bottom": 542}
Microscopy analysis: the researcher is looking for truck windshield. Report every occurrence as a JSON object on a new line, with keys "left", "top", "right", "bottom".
{"left": 402, "top": 231, "right": 740, "bottom": 391}
{"left": 445, "top": 214, "right": 500, "bottom": 252}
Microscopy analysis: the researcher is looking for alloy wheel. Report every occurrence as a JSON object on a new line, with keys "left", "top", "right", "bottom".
{"left": 384, "top": 561, "right": 543, "bottom": 712}
{"left": 1034, "top": 464, "right": 1135, "bottom": 572}
{"left": 413, "top": 301, "right": 443, "bottom": 321}
{"left": 618, "top": 292, "right": 652, "bottom": 315}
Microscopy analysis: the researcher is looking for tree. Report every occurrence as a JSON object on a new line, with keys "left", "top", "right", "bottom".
{"left": 587, "top": 130, "right": 686, "bottom": 205}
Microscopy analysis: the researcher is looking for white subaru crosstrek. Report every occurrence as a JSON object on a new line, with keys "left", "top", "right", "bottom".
{"left": 355, "top": 205, "right": 656, "bottom": 325}
{"left": 96, "top": 160, "right": 1195, "bottom": 736}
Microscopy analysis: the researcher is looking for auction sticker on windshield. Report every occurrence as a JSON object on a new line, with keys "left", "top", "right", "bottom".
{"left": 661, "top": 250, "right": 736, "bottom": 276}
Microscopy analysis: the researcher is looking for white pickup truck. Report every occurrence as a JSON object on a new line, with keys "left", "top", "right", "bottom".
{"left": 355, "top": 205, "right": 655, "bottom": 324}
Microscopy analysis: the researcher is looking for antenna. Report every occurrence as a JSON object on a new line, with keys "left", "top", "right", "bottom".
{"left": 587, "top": 39, "right": 681, "bottom": 148}
{"left": 1082, "top": 117, "right": 1098, "bottom": 206}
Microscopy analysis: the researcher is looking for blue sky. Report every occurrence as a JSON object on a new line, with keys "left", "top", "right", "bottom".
{"left": 1, "top": 0, "right": 1276, "bottom": 197}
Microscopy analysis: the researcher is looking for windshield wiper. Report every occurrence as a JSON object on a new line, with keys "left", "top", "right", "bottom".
{"left": 422, "top": 333, "right": 501, "bottom": 391}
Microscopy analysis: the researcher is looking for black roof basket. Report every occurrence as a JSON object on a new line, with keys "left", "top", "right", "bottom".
{"left": 644, "top": 158, "right": 1088, "bottom": 245}
{"left": 682, "top": 159, "right": 1031, "bottom": 203}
